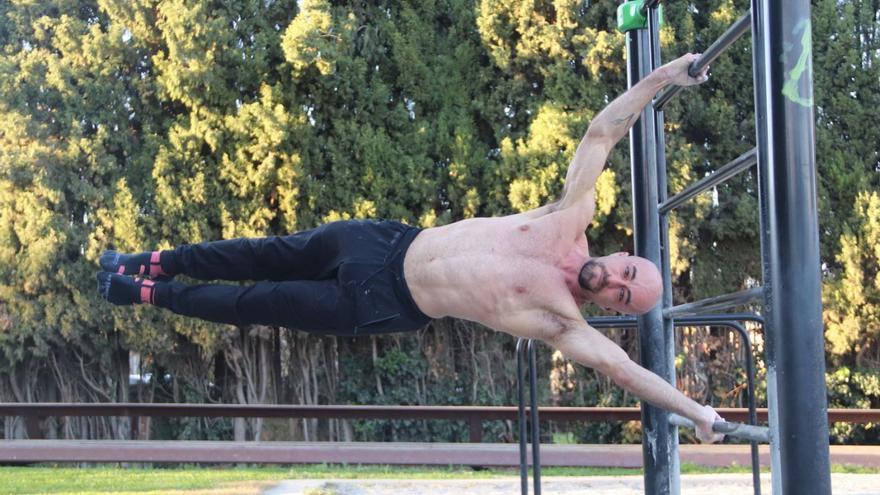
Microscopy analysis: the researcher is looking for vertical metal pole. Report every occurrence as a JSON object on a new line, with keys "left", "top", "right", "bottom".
{"left": 516, "top": 338, "right": 529, "bottom": 495}
{"left": 726, "top": 322, "right": 762, "bottom": 495}
{"left": 647, "top": 6, "right": 680, "bottom": 494}
{"left": 528, "top": 341, "right": 542, "bottom": 495}
{"left": 751, "top": 1, "right": 831, "bottom": 494}
{"left": 749, "top": 4, "right": 783, "bottom": 493}
{"left": 626, "top": 18, "right": 676, "bottom": 495}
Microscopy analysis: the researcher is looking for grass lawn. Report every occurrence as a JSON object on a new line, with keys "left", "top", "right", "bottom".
{"left": 0, "top": 464, "right": 877, "bottom": 494}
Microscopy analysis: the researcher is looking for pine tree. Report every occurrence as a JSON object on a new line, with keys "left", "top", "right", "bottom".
{"left": 813, "top": 0, "right": 880, "bottom": 366}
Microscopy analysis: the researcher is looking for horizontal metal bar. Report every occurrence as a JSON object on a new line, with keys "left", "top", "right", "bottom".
{"left": 669, "top": 413, "right": 770, "bottom": 443}
{"left": 653, "top": 10, "right": 753, "bottom": 111}
{"left": 663, "top": 287, "right": 764, "bottom": 318}
{"left": 653, "top": 86, "right": 683, "bottom": 112}
{"left": 676, "top": 313, "right": 765, "bottom": 326}
{"left": 687, "top": 10, "right": 753, "bottom": 77}
{"left": 2, "top": 403, "right": 877, "bottom": 424}
{"left": 586, "top": 316, "right": 638, "bottom": 328}
{"left": 659, "top": 148, "right": 758, "bottom": 215}
{"left": 586, "top": 313, "right": 766, "bottom": 329}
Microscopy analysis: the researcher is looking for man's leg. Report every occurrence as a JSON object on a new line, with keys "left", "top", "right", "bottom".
{"left": 97, "top": 272, "right": 354, "bottom": 333}
{"left": 101, "top": 223, "right": 341, "bottom": 282}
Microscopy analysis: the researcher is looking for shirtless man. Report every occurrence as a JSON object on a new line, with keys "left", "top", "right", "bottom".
{"left": 97, "top": 53, "right": 723, "bottom": 443}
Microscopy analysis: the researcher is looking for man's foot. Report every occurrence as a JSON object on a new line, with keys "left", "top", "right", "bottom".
{"left": 96, "top": 271, "right": 158, "bottom": 305}
{"left": 100, "top": 250, "right": 172, "bottom": 279}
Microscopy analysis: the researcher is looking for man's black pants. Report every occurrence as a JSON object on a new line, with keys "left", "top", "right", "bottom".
{"left": 153, "top": 220, "right": 432, "bottom": 336}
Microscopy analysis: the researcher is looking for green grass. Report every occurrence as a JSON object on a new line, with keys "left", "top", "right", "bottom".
{"left": 0, "top": 466, "right": 280, "bottom": 495}
{"left": 0, "top": 463, "right": 877, "bottom": 494}
{"left": 828, "top": 464, "right": 880, "bottom": 474}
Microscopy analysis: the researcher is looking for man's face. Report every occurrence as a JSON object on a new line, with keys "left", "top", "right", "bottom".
{"left": 578, "top": 254, "right": 662, "bottom": 315}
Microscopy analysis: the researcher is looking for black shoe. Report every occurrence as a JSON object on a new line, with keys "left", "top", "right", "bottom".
{"left": 96, "top": 271, "right": 156, "bottom": 305}
{"left": 100, "top": 250, "right": 172, "bottom": 281}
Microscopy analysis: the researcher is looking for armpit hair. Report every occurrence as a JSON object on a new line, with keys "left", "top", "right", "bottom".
{"left": 541, "top": 311, "right": 573, "bottom": 342}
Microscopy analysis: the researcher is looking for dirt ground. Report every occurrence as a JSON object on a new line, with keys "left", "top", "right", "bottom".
{"left": 262, "top": 473, "right": 880, "bottom": 495}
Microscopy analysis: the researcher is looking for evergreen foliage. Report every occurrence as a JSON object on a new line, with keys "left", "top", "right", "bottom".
{"left": 0, "top": 0, "right": 877, "bottom": 443}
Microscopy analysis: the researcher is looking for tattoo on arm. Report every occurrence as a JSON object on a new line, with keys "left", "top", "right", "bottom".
{"left": 611, "top": 113, "right": 635, "bottom": 127}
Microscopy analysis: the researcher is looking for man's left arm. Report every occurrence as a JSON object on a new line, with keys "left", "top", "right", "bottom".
{"left": 546, "top": 317, "right": 724, "bottom": 443}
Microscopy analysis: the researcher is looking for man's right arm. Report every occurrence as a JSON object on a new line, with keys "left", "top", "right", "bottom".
{"left": 547, "top": 318, "right": 724, "bottom": 443}
{"left": 557, "top": 54, "right": 709, "bottom": 213}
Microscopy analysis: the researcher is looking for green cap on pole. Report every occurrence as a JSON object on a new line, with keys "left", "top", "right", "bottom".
{"left": 617, "top": 0, "right": 663, "bottom": 33}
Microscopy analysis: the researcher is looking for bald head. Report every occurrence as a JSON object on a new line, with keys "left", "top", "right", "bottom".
{"left": 578, "top": 254, "right": 662, "bottom": 315}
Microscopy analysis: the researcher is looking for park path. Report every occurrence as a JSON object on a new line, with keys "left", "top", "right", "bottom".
{"left": 262, "top": 473, "right": 880, "bottom": 495}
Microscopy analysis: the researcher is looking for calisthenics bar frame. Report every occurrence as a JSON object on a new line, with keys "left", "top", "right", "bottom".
{"left": 517, "top": 1, "right": 830, "bottom": 493}
{"left": 624, "top": 0, "right": 830, "bottom": 493}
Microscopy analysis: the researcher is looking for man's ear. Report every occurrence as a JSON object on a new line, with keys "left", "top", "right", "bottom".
{"left": 611, "top": 251, "right": 629, "bottom": 257}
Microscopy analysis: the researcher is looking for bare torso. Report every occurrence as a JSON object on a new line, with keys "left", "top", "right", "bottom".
{"left": 403, "top": 203, "right": 593, "bottom": 340}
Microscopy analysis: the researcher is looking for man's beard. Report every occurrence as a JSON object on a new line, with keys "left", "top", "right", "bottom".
{"left": 578, "top": 260, "right": 608, "bottom": 293}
